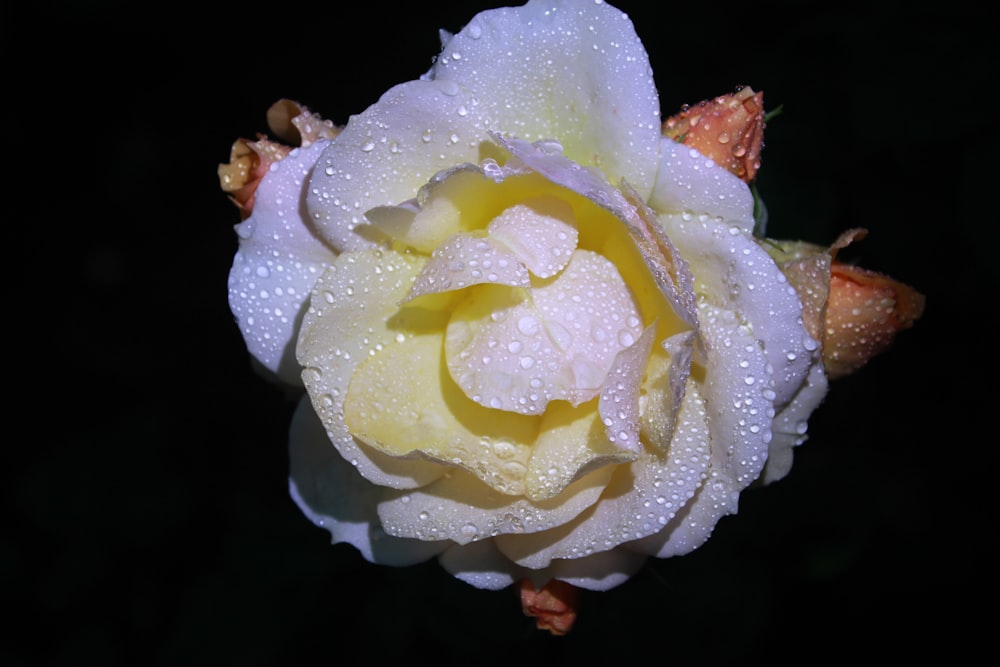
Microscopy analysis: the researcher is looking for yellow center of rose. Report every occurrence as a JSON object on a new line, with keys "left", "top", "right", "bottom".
{"left": 339, "top": 168, "right": 685, "bottom": 500}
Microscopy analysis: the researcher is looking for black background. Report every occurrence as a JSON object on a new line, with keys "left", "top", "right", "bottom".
{"left": 5, "top": 1, "right": 994, "bottom": 664}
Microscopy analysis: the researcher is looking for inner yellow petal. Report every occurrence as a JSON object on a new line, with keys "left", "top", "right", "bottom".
{"left": 526, "top": 399, "right": 636, "bottom": 501}
{"left": 445, "top": 249, "right": 645, "bottom": 416}
{"left": 487, "top": 195, "right": 578, "bottom": 278}
{"left": 344, "top": 332, "right": 541, "bottom": 496}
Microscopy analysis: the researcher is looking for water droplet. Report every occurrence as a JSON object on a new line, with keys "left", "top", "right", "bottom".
{"left": 517, "top": 315, "right": 540, "bottom": 336}
{"left": 500, "top": 461, "right": 526, "bottom": 480}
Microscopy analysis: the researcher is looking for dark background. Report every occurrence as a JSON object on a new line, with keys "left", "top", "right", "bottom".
{"left": 5, "top": 1, "right": 994, "bottom": 664}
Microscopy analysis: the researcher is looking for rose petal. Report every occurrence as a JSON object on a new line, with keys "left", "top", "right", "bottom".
{"left": 306, "top": 79, "right": 489, "bottom": 253}
{"left": 377, "top": 465, "right": 614, "bottom": 545}
{"left": 445, "top": 250, "right": 645, "bottom": 415}
{"left": 495, "top": 380, "right": 711, "bottom": 568}
{"left": 487, "top": 196, "right": 578, "bottom": 278}
{"left": 760, "top": 360, "right": 828, "bottom": 484}
{"left": 663, "top": 214, "right": 818, "bottom": 408}
{"left": 437, "top": 539, "right": 525, "bottom": 591}
{"left": 365, "top": 165, "right": 491, "bottom": 254}
{"left": 494, "top": 135, "right": 700, "bottom": 333}
{"left": 228, "top": 140, "right": 340, "bottom": 385}
{"left": 546, "top": 548, "right": 649, "bottom": 592}
{"left": 288, "top": 397, "right": 448, "bottom": 566}
{"left": 297, "top": 248, "right": 447, "bottom": 489}
{"left": 626, "top": 302, "right": 774, "bottom": 558}
{"left": 649, "top": 139, "right": 757, "bottom": 233}
{"left": 406, "top": 232, "right": 531, "bottom": 300}
{"left": 431, "top": 0, "right": 662, "bottom": 199}
{"left": 598, "top": 325, "right": 657, "bottom": 452}
{"left": 639, "top": 331, "right": 695, "bottom": 452}
{"left": 526, "top": 400, "right": 636, "bottom": 502}
{"left": 344, "top": 333, "right": 539, "bottom": 496}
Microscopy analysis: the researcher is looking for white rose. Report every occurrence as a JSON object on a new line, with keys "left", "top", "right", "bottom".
{"left": 226, "top": 0, "right": 828, "bottom": 596}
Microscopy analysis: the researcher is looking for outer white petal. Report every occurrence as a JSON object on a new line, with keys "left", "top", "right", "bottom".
{"left": 377, "top": 466, "right": 614, "bottom": 545}
{"left": 227, "top": 141, "right": 338, "bottom": 385}
{"left": 547, "top": 548, "right": 648, "bottom": 591}
{"left": 663, "top": 214, "right": 817, "bottom": 408}
{"left": 306, "top": 79, "right": 489, "bottom": 252}
{"left": 438, "top": 540, "right": 526, "bottom": 590}
{"left": 760, "top": 359, "right": 828, "bottom": 484}
{"left": 626, "top": 302, "right": 774, "bottom": 558}
{"left": 430, "top": 0, "right": 662, "bottom": 198}
{"left": 649, "top": 139, "right": 756, "bottom": 233}
{"left": 288, "top": 397, "right": 448, "bottom": 566}
{"left": 439, "top": 539, "right": 646, "bottom": 592}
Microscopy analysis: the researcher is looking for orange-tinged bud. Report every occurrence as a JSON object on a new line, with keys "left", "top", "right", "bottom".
{"left": 663, "top": 86, "right": 765, "bottom": 183}
{"left": 519, "top": 578, "right": 580, "bottom": 636}
{"left": 824, "top": 260, "right": 925, "bottom": 380}
{"left": 265, "top": 98, "right": 341, "bottom": 147}
{"left": 762, "top": 229, "right": 925, "bottom": 380}
{"left": 217, "top": 136, "right": 292, "bottom": 220}
{"left": 218, "top": 99, "right": 341, "bottom": 219}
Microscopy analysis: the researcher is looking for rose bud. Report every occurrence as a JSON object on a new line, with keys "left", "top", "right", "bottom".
{"left": 663, "top": 86, "right": 765, "bottom": 183}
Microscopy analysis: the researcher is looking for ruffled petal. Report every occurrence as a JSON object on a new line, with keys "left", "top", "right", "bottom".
{"left": 494, "top": 380, "right": 711, "bottom": 568}
{"left": 306, "top": 79, "right": 490, "bottom": 252}
{"left": 407, "top": 232, "right": 531, "bottom": 299}
{"left": 640, "top": 331, "right": 695, "bottom": 452}
{"left": 227, "top": 140, "right": 339, "bottom": 385}
{"left": 377, "top": 465, "right": 613, "bottom": 545}
{"left": 297, "top": 248, "right": 448, "bottom": 489}
{"left": 494, "top": 135, "right": 700, "bottom": 333}
{"left": 546, "top": 548, "right": 648, "bottom": 591}
{"left": 486, "top": 196, "right": 578, "bottom": 279}
{"left": 345, "top": 332, "right": 540, "bottom": 497}
{"left": 649, "top": 139, "right": 756, "bottom": 233}
{"left": 430, "top": 0, "right": 662, "bottom": 198}
{"left": 445, "top": 249, "right": 645, "bottom": 415}
{"left": 626, "top": 301, "right": 774, "bottom": 558}
{"left": 288, "top": 398, "right": 448, "bottom": 566}
{"left": 526, "top": 401, "right": 635, "bottom": 501}
{"left": 598, "top": 324, "right": 657, "bottom": 452}
{"left": 663, "top": 214, "right": 818, "bottom": 408}
{"left": 761, "top": 359, "right": 828, "bottom": 484}
{"left": 438, "top": 539, "right": 526, "bottom": 590}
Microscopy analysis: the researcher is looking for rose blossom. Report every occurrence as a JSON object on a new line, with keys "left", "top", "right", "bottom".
{"left": 225, "top": 0, "right": 833, "bottom": 612}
